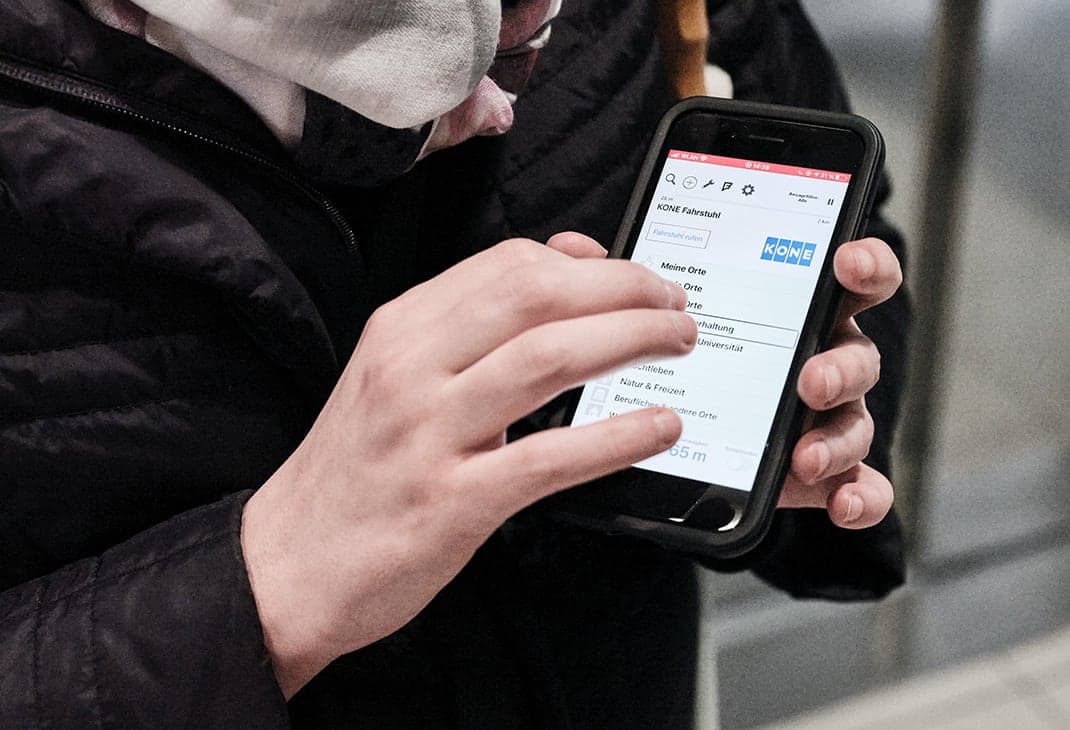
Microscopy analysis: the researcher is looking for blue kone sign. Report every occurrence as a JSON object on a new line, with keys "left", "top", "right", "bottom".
{"left": 761, "top": 237, "right": 817, "bottom": 266}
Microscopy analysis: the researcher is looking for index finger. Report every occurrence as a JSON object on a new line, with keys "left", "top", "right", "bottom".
{"left": 833, "top": 238, "right": 903, "bottom": 317}
{"left": 374, "top": 239, "right": 687, "bottom": 373}
{"left": 546, "top": 231, "right": 608, "bottom": 259}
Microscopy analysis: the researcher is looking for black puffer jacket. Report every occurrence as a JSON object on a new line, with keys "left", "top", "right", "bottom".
{"left": 0, "top": 0, "right": 909, "bottom": 727}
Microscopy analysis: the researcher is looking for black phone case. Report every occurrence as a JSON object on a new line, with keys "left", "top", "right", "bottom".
{"left": 543, "top": 97, "right": 886, "bottom": 559}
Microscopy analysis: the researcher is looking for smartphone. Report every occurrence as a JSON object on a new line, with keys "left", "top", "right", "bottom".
{"left": 546, "top": 98, "right": 885, "bottom": 559}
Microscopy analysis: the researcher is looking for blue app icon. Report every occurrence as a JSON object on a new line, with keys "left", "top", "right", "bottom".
{"left": 786, "top": 241, "right": 805, "bottom": 265}
{"left": 762, "top": 236, "right": 820, "bottom": 267}
{"left": 761, "top": 236, "right": 777, "bottom": 260}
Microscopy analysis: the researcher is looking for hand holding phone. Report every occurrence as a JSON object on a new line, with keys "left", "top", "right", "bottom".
{"left": 546, "top": 98, "right": 896, "bottom": 558}
{"left": 778, "top": 236, "right": 899, "bottom": 526}
{"left": 547, "top": 231, "right": 900, "bottom": 534}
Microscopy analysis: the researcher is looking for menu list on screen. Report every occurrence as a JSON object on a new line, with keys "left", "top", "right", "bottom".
{"left": 570, "top": 150, "right": 851, "bottom": 492}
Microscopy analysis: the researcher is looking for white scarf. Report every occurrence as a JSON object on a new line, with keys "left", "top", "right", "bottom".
{"left": 133, "top": 0, "right": 499, "bottom": 129}
{"left": 79, "top": 0, "right": 562, "bottom": 155}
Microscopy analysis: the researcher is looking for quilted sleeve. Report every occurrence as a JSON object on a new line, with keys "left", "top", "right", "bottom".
{"left": 0, "top": 493, "right": 291, "bottom": 728}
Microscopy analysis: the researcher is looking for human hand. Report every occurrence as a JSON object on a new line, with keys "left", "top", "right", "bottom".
{"left": 776, "top": 237, "right": 903, "bottom": 529}
{"left": 537, "top": 235, "right": 903, "bottom": 531}
{"left": 240, "top": 233, "right": 696, "bottom": 697}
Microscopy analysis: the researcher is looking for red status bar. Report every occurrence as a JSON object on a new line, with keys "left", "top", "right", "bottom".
{"left": 667, "top": 150, "right": 852, "bottom": 182}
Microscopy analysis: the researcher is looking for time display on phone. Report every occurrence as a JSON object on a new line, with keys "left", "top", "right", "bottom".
{"left": 570, "top": 150, "right": 851, "bottom": 492}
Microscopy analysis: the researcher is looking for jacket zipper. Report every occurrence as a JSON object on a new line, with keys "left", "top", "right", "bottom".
{"left": 0, "top": 55, "right": 360, "bottom": 265}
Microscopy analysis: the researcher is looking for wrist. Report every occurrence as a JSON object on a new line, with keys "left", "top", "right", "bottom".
{"left": 240, "top": 477, "right": 338, "bottom": 698}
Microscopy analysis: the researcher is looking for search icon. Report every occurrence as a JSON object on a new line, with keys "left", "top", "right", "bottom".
{"left": 665, "top": 173, "right": 677, "bottom": 185}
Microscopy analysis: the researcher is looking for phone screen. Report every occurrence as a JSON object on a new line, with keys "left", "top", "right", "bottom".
{"left": 570, "top": 149, "right": 852, "bottom": 493}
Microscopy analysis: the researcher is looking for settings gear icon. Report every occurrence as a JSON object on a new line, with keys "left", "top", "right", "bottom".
{"left": 741, "top": 184, "right": 756, "bottom": 196}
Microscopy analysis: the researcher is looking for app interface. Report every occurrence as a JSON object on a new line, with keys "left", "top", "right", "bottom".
{"left": 571, "top": 150, "right": 852, "bottom": 491}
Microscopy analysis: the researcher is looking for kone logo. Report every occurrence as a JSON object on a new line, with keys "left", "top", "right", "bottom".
{"left": 761, "top": 237, "right": 818, "bottom": 267}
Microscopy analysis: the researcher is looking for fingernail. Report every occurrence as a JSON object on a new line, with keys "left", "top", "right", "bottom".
{"left": 823, "top": 366, "right": 843, "bottom": 406}
{"left": 663, "top": 280, "right": 687, "bottom": 310}
{"left": 672, "top": 312, "right": 698, "bottom": 348}
{"left": 845, "top": 495, "right": 864, "bottom": 523}
{"left": 853, "top": 247, "right": 876, "bottom": 281}
{"left": 653, "top": 409, "right": 678, "bottom": 444}
{"left": 813, "top": 442, "right": 831, "bottom": 481}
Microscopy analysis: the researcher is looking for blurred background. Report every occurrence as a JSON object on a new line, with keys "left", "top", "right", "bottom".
{"left": 696, "top": 0, "right": 1070, "bottom": 727}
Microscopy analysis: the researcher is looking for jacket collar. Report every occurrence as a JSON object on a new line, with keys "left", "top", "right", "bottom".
{"left": 0, "top": 0, "right": 283, "bottom": 155}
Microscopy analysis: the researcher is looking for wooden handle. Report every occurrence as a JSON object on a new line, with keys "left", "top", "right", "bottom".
{"left": 656, "top": 0, "right": 710, "bottom": 99}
